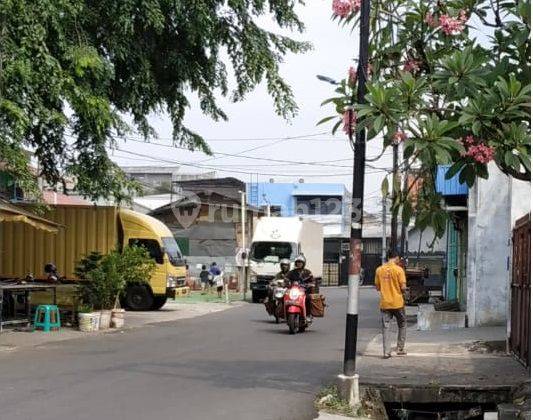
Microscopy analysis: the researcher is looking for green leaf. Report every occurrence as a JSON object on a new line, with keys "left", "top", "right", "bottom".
{"left": 393, "top": 174, "right": 401, "bottom": 194}
{"left": 373, "top": 115, "right": 384, "bottom": 133}
{"left": 316, "top": 115, "right": 337, "bottom": 126}
{"left": 381, "top": 176, "right": 389, "bottom": 198}
{"left": 402, "top": 200, "right": 412, "bottom": 226}
{"left": 445, "top": 161, "right": 464, "bottom": 179}
{"left": 331, "top": 120, "right": 342, "bottom": 135}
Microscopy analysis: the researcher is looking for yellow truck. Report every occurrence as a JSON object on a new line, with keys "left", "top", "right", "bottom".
{"left": 0, "top": 205, "right": 186, "bottom": 310}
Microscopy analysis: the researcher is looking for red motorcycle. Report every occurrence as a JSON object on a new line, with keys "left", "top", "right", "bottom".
{"left": 283, "top": 281, "right": 313, "bottom": 334}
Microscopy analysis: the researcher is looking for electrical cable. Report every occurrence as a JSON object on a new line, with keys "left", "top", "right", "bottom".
{"left": 114, "top": 148, "right": 388, "bottom": 178}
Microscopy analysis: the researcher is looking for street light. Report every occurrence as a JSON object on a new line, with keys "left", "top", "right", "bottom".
{"left": 316, "top": 74, "right": 340, "bottom": 85}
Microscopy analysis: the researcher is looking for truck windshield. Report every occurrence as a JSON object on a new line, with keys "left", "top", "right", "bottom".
{"left": 250, "top": 242, "right": 296, "bottom": 262}
{"left": 162, "top": 237, "right": 184, "bottom": 267}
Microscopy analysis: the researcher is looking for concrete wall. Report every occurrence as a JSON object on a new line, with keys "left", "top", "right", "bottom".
{"left": 466, "top": 163, "right": 530, "bottom": 326}
{"left": 407, "top": 227, "right": 447, "bottom": 254}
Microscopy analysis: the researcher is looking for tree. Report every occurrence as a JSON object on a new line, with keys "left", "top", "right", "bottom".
{"left": 0, "top": 0, "right": 310, "bottom": 201}
{"left": 322, "top": 0, "right": 530, "bottom": 238}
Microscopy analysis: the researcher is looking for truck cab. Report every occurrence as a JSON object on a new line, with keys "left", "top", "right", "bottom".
{"left": 248, "top": 217, "right": 323, "bottom": 303}
{"left": 119, "top": 209, "right": 186, "bottom": 310}
{"left": 248, "top": 241, "right": 297, "bottom": 302}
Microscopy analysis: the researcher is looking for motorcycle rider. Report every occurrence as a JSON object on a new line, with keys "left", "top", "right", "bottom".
{"left": 275, "top": 258, "right": 291, "bottom": 285}
{"left": 286, "top": 255, "right": 314, "bottom": 320}
{"left": 266, "top": 258, "right": 291, "bottom": 304}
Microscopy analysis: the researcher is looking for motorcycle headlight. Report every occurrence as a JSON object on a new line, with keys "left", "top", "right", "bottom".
{"left": 250, "top": 275, "right": 257, "bottom": 283}
{"left": 289, "top": 289, "right": 300, "bottom": 300}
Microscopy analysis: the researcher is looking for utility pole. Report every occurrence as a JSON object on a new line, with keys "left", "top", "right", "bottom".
{"left": 338, "top": 0, "right": 370, "bottom": 407}
{"left": 382, "top": 196, "right": 387, "bottom": 263}
{"left": 400, "top": 146, "right": 409, "bottom": 256}
{"left": 240, "top": 190, "right": 247, "bottom": 300}
{"left": 390, "top": 144, "right": 399, "bottom": 252}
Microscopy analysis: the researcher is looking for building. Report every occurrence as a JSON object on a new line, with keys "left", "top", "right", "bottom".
{"left": 246, "top": 180, "right": 351, "bottom": 236}
{"left": 149, "top": 177, "right": 263, "bottom": 277}
{"left": 434, "top": 163, "right": 530, "bottom": 327}
{"left": 246, "top": 180, "right": 387, "bottom": 285}
{"left": 121, "top": 165, "right": 217, "bottom": 195}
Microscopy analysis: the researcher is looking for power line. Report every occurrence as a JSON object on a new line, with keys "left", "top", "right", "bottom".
{"left": 115, "top": 148, "right": 387, "bottom": 178}
{"left": 113, "top": 136, "right": 391, "bottom": 170}
{"left": 193, "top": 137, "right": 288, "bottom": 164}
{"left": 115, "top": 131, "right": 334, "bottom": 142}
{"left": 112, "top": 145, "right": 391, "bottom": 172}
{"left": 67, "top": 131, "right": 391, "bottom": 164}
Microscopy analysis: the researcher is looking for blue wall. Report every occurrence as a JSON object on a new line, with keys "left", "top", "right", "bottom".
{"left": 246, "top": 182, "right": 347, "bottom": 216}
{"left": 436, "top": 165, "right": 468, "bottom": 196}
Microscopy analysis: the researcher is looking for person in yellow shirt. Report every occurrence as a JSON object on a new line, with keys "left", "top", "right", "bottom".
{"left": 375, "top": 249, "right": 407, "bottom": 359}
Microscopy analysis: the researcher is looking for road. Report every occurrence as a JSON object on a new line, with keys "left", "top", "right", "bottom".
{"left": 0, "top": 287, "right": 381, "bottom": 420}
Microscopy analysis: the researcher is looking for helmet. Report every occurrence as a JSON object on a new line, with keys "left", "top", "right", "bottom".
{"left": 279, "top": 258, "right": 290, "bottom": 266}
{"left": 294, "top": 254, "right": 306, "bottom": 267}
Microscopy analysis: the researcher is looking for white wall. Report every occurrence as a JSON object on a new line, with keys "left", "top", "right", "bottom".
{"left": 407, "top": 227, "right": 447, "bottom": 254}
{"left": 467, "top": 163, "right": 530, "bottom": 326}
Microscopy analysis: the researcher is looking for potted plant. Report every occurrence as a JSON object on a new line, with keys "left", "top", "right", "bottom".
{"left": 77, "top": 304, "right": 95, "bottom": 332}
{"left": 76, "top": 246, "right": 155, "bottom": 330}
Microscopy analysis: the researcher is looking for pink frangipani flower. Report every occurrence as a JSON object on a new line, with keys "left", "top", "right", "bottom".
{"left": 392, "top": 130, "right": 408, "bottom": 144}
{"left": 403, "top": 59, "right": 421, "bottom": 73}
{"left": 425, "top": 12, "right": 439, "bottom": 28}
{"left": 332, "top": 0, "right": 361, "bottom": 18}
{"left": 342, "top": 109, "right": 357, "bottom": 136}
{"left": 438, "top": 10, "right": 468, "bottom": 36}
{"left": 460, "top": 135, "right": 494, "bottom": 164}
{"left": 348, "top": 66, "right": 357, "bottom": 87}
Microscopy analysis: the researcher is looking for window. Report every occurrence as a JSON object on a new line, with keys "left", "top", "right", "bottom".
{"left": 129, "top": 239, "right": 164, "bottom": 264}
{"left": 295, "top": 195, "right": 343, "bottom": 215}
{"left": 259, "top": 205, "right": 282, "bottom": 216}
{"left": 161, "top": 237, "right": 184, "bottom": 267}
{"left": 250, "top": 241, "right": 296, "bottom": 262}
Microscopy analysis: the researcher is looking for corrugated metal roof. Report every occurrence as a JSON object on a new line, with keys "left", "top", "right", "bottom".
{"left": 436, "top": 165, "right": 468, "bottom": 196}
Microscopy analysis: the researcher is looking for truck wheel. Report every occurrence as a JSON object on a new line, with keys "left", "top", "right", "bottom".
{"left": 252, "top": 291, "right": 260, "bottom": 303}
{"left": 151, "top": 296, "right": 168, "bottom": 310}
{"left": 288, "top": 313, "right": 298, "bottom": 334}
{"left": 124, "top": 284, "right": 154, "bottom": 311}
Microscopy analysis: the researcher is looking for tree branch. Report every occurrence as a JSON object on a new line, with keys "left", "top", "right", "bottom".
{"left": 496, "top": 161, "right": 531, "bottom": 181}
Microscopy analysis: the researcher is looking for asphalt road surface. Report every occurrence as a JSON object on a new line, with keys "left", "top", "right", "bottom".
{"left": 0, "top": 287, "right": 381, "bottom": 420}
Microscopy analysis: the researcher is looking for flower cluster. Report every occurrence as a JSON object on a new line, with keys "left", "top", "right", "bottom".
{"left": 342, "top": 109, "right": 357, "bottom": 136}
{"left": 425, "top": 10, "right": 468, "bottom": 36}
{"left": 392, "top": 130, "right": 407, "bottom": 144}
{"left": 348, "top": 66, "right": 357, "bottom": 87}
{"left": 403, "top": 59, "right": 421, "bottom": 73}
{"left": 461, "top": 136, "right": 495, "bottom": 163}
{"left": 466, "top": 144, "right": 495, "bottom": 163}
{"left": 332, "top": 0, "right": 361, "bottom": 18}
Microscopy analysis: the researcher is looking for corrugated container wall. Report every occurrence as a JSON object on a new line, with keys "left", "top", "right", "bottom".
{"left": 0, "top": 206, "right": 118, "bottom": 280}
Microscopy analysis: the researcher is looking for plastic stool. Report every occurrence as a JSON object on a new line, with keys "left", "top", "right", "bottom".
{"left": 33, "top": 305, "right": 61, "bottom": 332}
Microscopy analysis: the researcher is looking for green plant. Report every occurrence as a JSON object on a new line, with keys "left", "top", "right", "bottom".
{"left": 76, "top": 246, "right": 155, "bottom": 310}
{"left": 315, "top": 385, "right": 360, "bottom": 418}
{"left": 77, "top": 304, "right": 93, "bottom": 314}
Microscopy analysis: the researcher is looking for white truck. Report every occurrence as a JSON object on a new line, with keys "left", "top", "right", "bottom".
{"left": 248, "top": 217, "right": 324, "bottom": 303}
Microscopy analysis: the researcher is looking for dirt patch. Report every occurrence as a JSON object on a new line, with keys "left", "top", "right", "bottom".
{"left": 467, "top": 340, "right": 507, "bottom": 354}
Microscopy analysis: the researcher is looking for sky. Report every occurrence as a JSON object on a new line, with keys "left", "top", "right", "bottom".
{"left": 109, "top": 1, "right": 393, "bottom": 213}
